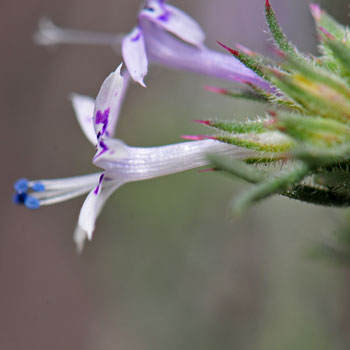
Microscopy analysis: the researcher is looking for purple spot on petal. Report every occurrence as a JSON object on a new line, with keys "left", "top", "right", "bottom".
{"left": 100, "top": 140, "right": 108, "bottom": 151}
{"left": 102, "top": 125, "right": 108, "bottom": 137}
{"left": 158, "top": 10, "right": 170, "bottom": 22}
{"left": 96, "top": 108, "right": 110, "bottom": 124}
{"left": 94, "top": 173, "right": 105, "bottom": 195}
{"left": 131, "top": 32, "right": 141, "bottom": 42}
{"left": 95, "top": 108, "right": 110, "bottom": 138}
{"left": 95, "top": 140, "right": 109, "bottom": 158}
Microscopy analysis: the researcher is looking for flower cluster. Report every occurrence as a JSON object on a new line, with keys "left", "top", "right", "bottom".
{"left": 17, "top": 0, "right": 279, "bottom": 252}
{"left": 200, "top": 1, "right": 350, "bottom": 213}
{"left": 14, "top": 0, "right": 350, "bottom": 251}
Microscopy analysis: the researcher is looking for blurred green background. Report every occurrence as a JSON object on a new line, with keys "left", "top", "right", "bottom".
{"left": 2, "top": 0, "right": 350, "bottom": 349}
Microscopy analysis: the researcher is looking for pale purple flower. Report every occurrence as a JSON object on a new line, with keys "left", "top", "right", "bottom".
{"left": 35, "top": 1, "right": 270, "bottom": 90}
{"left": 122, "top": 0, "right": 269, "bottom": 89}
{"left": 13, "top": 64, "right": 256, "bottom": 252}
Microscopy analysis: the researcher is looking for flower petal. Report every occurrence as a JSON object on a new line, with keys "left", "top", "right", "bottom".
{"left": 75, "top": 176, "right": 123, "bottom": 252}
{"left": 140, "top": 1, "right": 205, "bottom": 47}
{"left": 73, "top": 226, "right": 87, "bottom": 254}
{"left": 122, "top": 27, "right": 148, "bottom": 87}
{"left": 107, "top": 71, "right": 130, "bottom": 138}
{"left": 70, "top": 93, "right": 96, "bottom": 145}
{"left": 93, "top": 63, "right": 124, "bottom": 139}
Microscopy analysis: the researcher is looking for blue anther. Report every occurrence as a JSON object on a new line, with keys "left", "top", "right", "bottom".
{"left": 24, "top": 196, "right": 40, "bottom": 210}
{"left": 12, "top": 192, "right": 27, "bottom": 205}
{"left": 14, "top": 178, "right": 29, "bottom": 193}
{"left": 32, "top": 182, "right": 45, "bottom": 192}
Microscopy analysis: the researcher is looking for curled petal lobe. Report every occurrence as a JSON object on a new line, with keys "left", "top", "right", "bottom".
{"left": 122, "top": 27, "right": 148, "bottom": 86}
{"left": 75, "top": 177, "right": 123, "bottom": 247}
{"left": 140, "top": 1, "right": 205, "bottom": 47}
{"left": 93, "top": 64, "right": 124, "bottom": 139}
{"left": 70, "top": 93, "right": 96, "bottom": 145}
{"left": 160, "top": 3, "right": 205, "bottom": 46}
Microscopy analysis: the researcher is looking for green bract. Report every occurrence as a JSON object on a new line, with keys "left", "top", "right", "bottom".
{"left": 206, "top": 1, "right": 350, "bottom": 212}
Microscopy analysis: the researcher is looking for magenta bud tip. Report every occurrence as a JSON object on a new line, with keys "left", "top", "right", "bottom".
{"left": 193, "top": 120, "right": 211, "bottom": 126}
{"left": 204, "top": 85, "right": 229, "bottom": 95}
{"left": 309, "top": 3, "right": 321, "bottom": 21}
{"left": 181, "top": 135, "right": 207, "bottom": 141}
{"left": 217, "top": 41, "right": 239, "bottom": 56}
{"left": 319, "top": 26, "right": 335, "bottom": 40}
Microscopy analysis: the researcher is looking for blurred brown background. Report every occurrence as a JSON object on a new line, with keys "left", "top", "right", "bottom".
{"left": 2, "top": 0, "right": 350, "bottom": 349}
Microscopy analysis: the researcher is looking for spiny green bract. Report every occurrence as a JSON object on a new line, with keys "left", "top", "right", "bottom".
{"left": 205, "top": 1, "right": 350, "bottom": 212}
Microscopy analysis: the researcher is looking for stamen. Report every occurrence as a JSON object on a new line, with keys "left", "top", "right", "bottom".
{"left": 14, "top": 178, "right": 29, "bottom": 193}
{"left": 12, "top": 192, "right": 27, "bottom": 205}
{"left": 13, "top": 173, "right": 102, "bottom": 208}
{"left": 38, "top": 186, "right": 97, "bottom": 206}
{"left": 180, "top": 135, "right": 207, "bottom": 141}
{"left": 24, "top": 196, "right": 40, "bottom": 210}
{"left": 38, "top": 173, "right": 101, "bottom": 191}
{"left": 32, "top": 182, "right": 45, "bottom": 192}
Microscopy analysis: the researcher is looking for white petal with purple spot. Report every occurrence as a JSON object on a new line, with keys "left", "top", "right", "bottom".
{"left": 140, "top": 1, "right": 205, "bottom": 47}
{"left": 75, "top": 176, "right": 123, "bottom": 245}
{"left": 107, "top": 70, "right": 130, "bottom": 137}
{"left": 122, "top": 27, "right": 148, "bottom": 87}
{"left": 93, "top": 64, "right": 124, "bottom": 140}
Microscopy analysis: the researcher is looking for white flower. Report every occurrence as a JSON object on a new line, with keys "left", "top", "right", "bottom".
{"left": 13, "top": 64, "right": 255, "bottom": 252}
